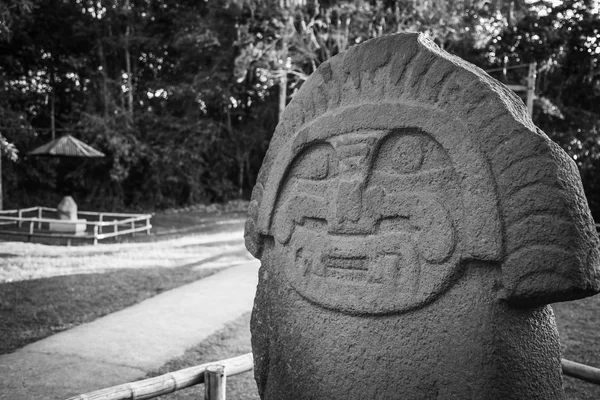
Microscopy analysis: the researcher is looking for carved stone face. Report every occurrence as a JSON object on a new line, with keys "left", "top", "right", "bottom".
{"left": 271, "top": 128, "right": 462, "bottom": 314}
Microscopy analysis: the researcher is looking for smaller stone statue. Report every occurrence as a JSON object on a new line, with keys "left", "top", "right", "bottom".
{"left": 57, "top": 196, "right": 78, "bottom": 220}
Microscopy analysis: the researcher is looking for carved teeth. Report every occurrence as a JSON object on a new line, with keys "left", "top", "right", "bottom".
{"left": 294, "top": 248, "right": 383, "bottom": 283}
{"left": 323, "top": 255, "right": 368, "bottom": 271}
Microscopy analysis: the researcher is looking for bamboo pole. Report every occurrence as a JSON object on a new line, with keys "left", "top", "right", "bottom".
{"left": 66, "top": 353, "right": 253, "bottom": 400}
{"left": 37, "top": 207, "right": 42, "bottom": 229}
{"left": 93, "top": 225, "right": 98, "bottom": 245}
{"left": 562, "top": 359, "right": 600, "bottom": 385}
{"left": 204, "top": 365, "right": 226, "bottom": 400}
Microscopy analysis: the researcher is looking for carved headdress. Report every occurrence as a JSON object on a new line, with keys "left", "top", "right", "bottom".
{"left": 245, "top": 33, "right": 600, "bottom": 312}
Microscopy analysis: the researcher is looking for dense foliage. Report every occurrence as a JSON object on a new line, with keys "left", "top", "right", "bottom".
{"left": 1, "top": 0, "right": 599, "bottom": 216}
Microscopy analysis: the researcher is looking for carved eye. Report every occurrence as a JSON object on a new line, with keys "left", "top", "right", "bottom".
{"left": 391, "top": 135, "right": 424, "bottom": 173}
{"left": 291, "top": 143, "right": 337, "bottom": 180}
{"left": 373, "top": 130, "right": 449, "bottom": 175}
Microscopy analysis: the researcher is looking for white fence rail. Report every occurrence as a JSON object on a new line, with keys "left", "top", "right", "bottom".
{"left": 0, "top": 206, "right": 152, "bottom": 244}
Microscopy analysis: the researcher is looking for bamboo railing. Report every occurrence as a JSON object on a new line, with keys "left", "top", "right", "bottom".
{"left": 65, "top": 353, "right": 253, "bottom": 400}
{"left": 0, "top": 206, "right": 152, "bottom": 244}
{"left": 65, "top": 354, "right": 599, "bottom": 400}
{"left": 562, "top": 359, "right": 600, "bottom": 385}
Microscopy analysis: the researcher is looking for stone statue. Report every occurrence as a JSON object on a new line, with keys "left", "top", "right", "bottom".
{"left": 245, "top": 33, "right": 600, "bottom": 399}
{"left": 57, "top": 196, "right": 78, "bottom": 220}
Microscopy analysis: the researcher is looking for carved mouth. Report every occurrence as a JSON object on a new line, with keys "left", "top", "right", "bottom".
{"left": 285, "top": 227, "right": 458, "bottom": 314}
{"left": 321, "top": 255, "right": 372, "bottom": 283}
{"left": 294, "top": 240, "right": 391, "bottom": 284}
{"left": 323, "top": 255, "right": 368, "bottom": 271}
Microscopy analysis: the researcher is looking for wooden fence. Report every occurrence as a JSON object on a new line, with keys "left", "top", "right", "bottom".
{"left": 0, "top": 206, "right": 152, "bottom": 245}
{"left": 66, "top": 353, "right": 254, "bottom": 400}
{"left": 65, "top": 353, "right": 599, "bottom": 400}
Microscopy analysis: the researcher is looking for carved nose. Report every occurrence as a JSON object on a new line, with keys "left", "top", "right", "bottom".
{"left": 329, "top": 178, "right": 364, "bottom": 233}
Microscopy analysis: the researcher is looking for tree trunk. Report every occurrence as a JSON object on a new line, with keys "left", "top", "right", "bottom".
{"left": 0, "top": 152, "right": 3, "bottom": 210}
{"left": 50, "top": 71, "right": 56, "bottom": 140}
{"left": 278, "top": 71, "right": 287, "bottom": 122}
{"left": 237, "top": 152, "right": 244, "bottom": 198}
{"left": 50, "top": 91, "right": 56, "bottom": 140}
{"left": 98, "top": 39, "right": 109, "bottom": 118}
{"left": 124, "top": 0, "right": 134, "bottom": 127}
{"left": 506, "top": 0, "right": 514, "bottom": 28}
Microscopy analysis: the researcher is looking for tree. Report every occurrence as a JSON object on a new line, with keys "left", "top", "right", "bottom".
{"left": 0, "top": 0, "right": 598, "bottom": 213}
{"left": 489, "top": 0, "right": 600, "bottom": 217}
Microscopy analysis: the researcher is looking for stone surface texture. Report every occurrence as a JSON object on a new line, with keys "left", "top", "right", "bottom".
{"left": 245, "top": 33, "right": 600, "bottom": 399}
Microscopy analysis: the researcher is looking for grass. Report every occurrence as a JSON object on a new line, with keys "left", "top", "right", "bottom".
{"left": 146, "top": 312, "right": 259, "bottom": 400}
{"left": 0, "top": 210, "right": 250, "bottom": 355}
{"left": 0, "top": 265, "right": 223, "bottom": 354}
{"left": 554, "top": 296, "right": 600, "bottom": 400}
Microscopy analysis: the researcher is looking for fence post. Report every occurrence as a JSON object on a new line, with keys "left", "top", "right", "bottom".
{"left": 130, "top": 220, "right": 135, "bottom": 236}
{"left": 28, "top": 222, "right": 33, "bottom": 242}
{"left": 93, "top": 225, "right": 98, "bottom": 245}
{"left": 99, "top": 213, "right": 103, "bottom": 234}
{"left": 145, "top": 217, "right": 151, "bottom": 235}
{"left": 204, "top": 365, "right": 226, "bottom": 400}
{"left": 37, "top": 207, "right": 42, "bottom": 229}
{"left": 18, "top": 209, "right": 22, "bottom": 228}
